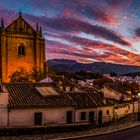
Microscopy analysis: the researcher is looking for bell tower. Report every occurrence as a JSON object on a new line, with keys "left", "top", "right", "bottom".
{"left": 0, "top": 13, "right": 45, "bottom": 82}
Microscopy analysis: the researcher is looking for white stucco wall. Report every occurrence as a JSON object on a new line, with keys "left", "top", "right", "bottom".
{"left": 133, "top": 101, "right": 138, "bottom": 113}
{"left": 75, "top": 106, "right": 114, "bottom": 125}
{"left": 9, "top": 106, "right": 114, "bottom": 126}
{"left": 8, "top": 102, "right": 139, "bottom": 126}
{"left": 75, "top": 108, "right": 97, "bottom": 123}
{"left": 113, "top": 102, "right": 138, "bottom": 120}
{"left": 98, "top": 106, "right": 114, "bottom": 123}
{"left": 9, "top": 107, "right": 73, "bottom": 126}
{"left": 127, "top": 102, "right": 138, "bottom": 113}
{"left": 102, "top": 87, "right": 121, "bottom": 100}
{"left": 114, "top": 105, "right": 129, "bottom": 119}
{"left": 98, "top": 103, "right": 138, "bottom": 123}
{"left": 0, "top": 92, "right": 8, "bottom": 126}
{"left": 43, "top": 108, "right": 72, "bottom": 124}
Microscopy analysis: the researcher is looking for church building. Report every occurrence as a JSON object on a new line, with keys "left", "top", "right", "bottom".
{"left": 0, "top": 13, "right": 46, "bottom": 82}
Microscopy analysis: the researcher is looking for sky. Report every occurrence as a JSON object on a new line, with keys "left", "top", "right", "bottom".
{"left": 1, "top": 0, "right": 140, "bottom": 65}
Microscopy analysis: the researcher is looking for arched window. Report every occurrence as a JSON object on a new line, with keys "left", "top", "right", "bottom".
{"left": 18, "top": 44, "right": 25, "bottom": 56}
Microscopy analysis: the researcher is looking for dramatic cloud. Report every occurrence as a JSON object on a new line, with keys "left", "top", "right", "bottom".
{"left": 86, "top": 8, "right": 118, "bottom": 25}
{"left": 24, "top": 14, "right": 131, "bottom": 46}
{"left": 135, "top": 28, "right": 140, "bottom": 37}
{"left": 46, "top": 36, "right": 140, "bottom": 65}
{"left": 0, "top": 0, "right": 140, "bottom": 65}
{"left": 106, "top": 0, "right": 132, "bottom": 8}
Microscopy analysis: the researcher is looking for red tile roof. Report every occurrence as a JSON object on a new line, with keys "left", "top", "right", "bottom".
{"left": 3, "top": 82, "right": 120, "bottom": 109}
{"left": 4, "top": 83, "right": 73, "bottom": 108}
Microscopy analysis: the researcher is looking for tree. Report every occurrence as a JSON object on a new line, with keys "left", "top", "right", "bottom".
{"left": 122, "top": 81, "right": 140, "bottom": 94}
{"left": 9, "top": 67, "right": 45, "bottom": 82}
{"left": 31, "top": 67, "right": 44, "bottom": 82}
{"left": 9, "top": 67, "right": 31, "bottom": 82}
{"left": 93, "top": 76, "right": 113, "bottom": 87}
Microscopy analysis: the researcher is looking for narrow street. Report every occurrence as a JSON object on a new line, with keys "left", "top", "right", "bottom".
{"left": 77, "top": 125, "right": 140, "bottom": 140}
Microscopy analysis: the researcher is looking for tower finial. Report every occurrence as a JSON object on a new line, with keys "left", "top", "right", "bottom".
{"left": 19, "top": 9, "right": 22, "bottom": 17}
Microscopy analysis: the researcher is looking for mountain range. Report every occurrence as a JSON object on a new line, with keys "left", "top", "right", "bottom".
{"left": 47, "top": 59, "right": 140, "bottom": 75}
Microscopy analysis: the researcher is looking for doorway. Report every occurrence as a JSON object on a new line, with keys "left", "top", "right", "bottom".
{"left": 89, "top": 111, "right": 94, "bottom": 126}
{"left": 98, "top": 111, "right": 103, "bottom": 127}
{"left": 34, "top": 112, "right": 42, "bottom": 125}
{"left": 66, "top": 111, "right": 73, "bottom": 123}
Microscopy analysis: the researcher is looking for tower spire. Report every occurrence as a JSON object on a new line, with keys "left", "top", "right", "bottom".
{"left": 36, "top": 23, "right": 38, "bottom": 32}
{"left": 39, "top": 26, "right": 42, "bottom": 35}
{"left": 1, "top": 18, "right": 4, "bottom": 29}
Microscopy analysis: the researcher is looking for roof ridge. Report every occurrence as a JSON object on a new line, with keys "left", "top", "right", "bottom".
{"left": 4, "top": 16, "right": 36, "bottom": 33}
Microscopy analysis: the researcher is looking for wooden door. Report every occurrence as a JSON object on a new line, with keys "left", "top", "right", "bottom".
{"left": 98, "top": 111, "right": 102, "bottom": 127}
{"left": 34, "top": 112, "right": 42, "bottom": 125}
{"left": 89, "top": 111, "right": 94, "bottom": 126}
{"left": 66, "top": 111, "right": 73, "bottom": 123}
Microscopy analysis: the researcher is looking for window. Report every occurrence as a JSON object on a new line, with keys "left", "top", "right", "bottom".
{"left": 19, "top": 27, "right": 23, "bottom": 32}
{"left": 81, "top": 112, "right": 86, "bottom": 120}
{"left": 106, "top": 110, "right": 109, "bottom": 115}
{"left": 18, "top": 44, "right": 25, "bottom": 56}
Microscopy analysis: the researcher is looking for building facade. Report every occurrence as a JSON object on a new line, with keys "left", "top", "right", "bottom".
{"left": 0, "top": 82, "right": 137, "bottom": 127}
{"left": 0, "top": 13, "right": 45, "bottom": 82}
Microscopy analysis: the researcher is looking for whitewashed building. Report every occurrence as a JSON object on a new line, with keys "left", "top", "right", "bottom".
{"left": 0, "top": 82, "right": 137, "bottom": 127}
{"left": 102, "top": 83, "right": 132, "bottom": 101}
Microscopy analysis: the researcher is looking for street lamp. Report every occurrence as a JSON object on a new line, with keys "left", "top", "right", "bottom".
{"left": 137, "top": 93, "right": 140, "bottom": 121}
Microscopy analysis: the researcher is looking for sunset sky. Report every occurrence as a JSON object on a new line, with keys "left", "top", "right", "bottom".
{"left": 1, "top": 0, "right": 140, "bottom": 65}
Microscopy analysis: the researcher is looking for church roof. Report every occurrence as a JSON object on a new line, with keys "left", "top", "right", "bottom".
{"left": 4, "top": 13, "right": 36, "bottom": 34}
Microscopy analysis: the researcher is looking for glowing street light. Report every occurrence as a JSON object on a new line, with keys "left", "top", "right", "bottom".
{"left": 137, "top": 93, "right": 140, "bottom": 121}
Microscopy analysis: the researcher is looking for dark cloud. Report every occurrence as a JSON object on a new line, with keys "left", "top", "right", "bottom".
{"left": 0, "top": 0, "right": 138, "bottom": 65}
{"left": 46, "top": 36, "right": 139, "bottom": 65}
{"left": 135, "top": 28, "right": 140, "bottom": 37}
{"left": 25, "top": 14, "right": 131, "bottom": 46}
{"left": 83, "top": 7, "right": 115, "bottom": 23}
{"left": 106, "top": 0, "right": 132, "bottom": 8}
{"left": 47, "top": 42, "right": 128, "bottom": 63}
{"left": 46, "top": 36, "right": 134, "bottom": 68}
{"left": 60, "top": 35, "right": 113, "bottom": 47}
{"left": 0, "top": 4, "right": 17, "bottom": 26}
{"left": 29, "top": 0, "right": 131, "bottom": 24}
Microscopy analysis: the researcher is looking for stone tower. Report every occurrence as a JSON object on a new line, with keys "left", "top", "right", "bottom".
{"left": 0, "top": 13, "right": 45, "bottom": 82}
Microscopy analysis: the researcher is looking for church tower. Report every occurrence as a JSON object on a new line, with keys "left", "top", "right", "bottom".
{"left": 0, "top": 13, "right": 46, "bottom": 82}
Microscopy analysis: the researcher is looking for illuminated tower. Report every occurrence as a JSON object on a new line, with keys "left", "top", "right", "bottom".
{"left": 0, "top": 13, "right": 45, "bottom": 82}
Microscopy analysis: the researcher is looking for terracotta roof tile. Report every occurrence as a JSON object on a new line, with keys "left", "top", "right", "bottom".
{"left": 3, "top": 82, "right": 119, "bottom": 109}
{"left": 4, "top": 83, "right": 73, "bottom": 108}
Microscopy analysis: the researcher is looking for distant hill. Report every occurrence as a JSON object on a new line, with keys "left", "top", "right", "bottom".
{"left": 47, "top": 59, "right": 140, "bottom": 75}
{"left": 124, "top": 71, "right": 140, "bottom": 76}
